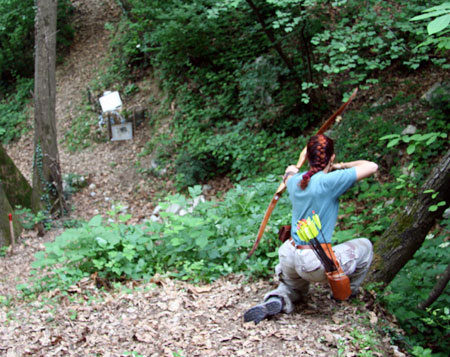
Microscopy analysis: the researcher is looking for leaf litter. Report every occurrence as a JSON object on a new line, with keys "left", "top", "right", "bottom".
{"left": 1, "top": 232, "right": 406, "bottom": 356}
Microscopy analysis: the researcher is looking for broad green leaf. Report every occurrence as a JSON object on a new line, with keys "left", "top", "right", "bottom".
{"left": 171, "top": 238, "right": 182, "bottom": 246}
{"left": 195, "top": 235, "right": 209, "bottom": 249}
{"left": 119, "top": 214, "right": 132, "bottom": 222}
{"left": 379, "top": 134, "right": 399, "bottom": 140}
{"left": 428, "top": 14, "right": 450, "bottom": 35}
{"left": 426, "top": 136, "right": 437, "bottom": 145}
{"left": 88, "top": 215, "right": 103, "bottom": 227}
{"left": 95, "top": 237, "right": 107, "bottom": 247}
{"left": 387, "top": 138, "right": 400, "bottom": 148}
{"left": 411, "top": 10, "right": 449, "bottom": 21}
{"left": 407, "top": 144, "right": 416, "bottom": 155}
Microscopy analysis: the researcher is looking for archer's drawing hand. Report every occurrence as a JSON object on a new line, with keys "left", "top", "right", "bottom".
{"left": 285, "top": 165, "right": 299, "bottom": 174}
{"left": 283, "top": 165, "right": 299, "bottom": 183}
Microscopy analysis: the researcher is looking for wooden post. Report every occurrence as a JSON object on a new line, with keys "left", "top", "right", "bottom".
{"left": 132, "top": 109, "right": 137, "bottom": 137}
{"left": 8, "top": 213, "right": 15, "bottom": 254}
{"left": 107, "top": 112, "right": 112, "bottom": 140}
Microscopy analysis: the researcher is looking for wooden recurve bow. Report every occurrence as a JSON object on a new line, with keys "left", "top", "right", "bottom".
{"left": 247, "top": 88, "right": 358, "bottom": 258}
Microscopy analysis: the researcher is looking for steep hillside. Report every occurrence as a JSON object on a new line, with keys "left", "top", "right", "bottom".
{"left": 6, "top": 0, "right": 176, "bottom": 222}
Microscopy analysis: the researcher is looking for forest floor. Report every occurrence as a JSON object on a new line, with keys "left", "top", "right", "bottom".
{"left": 1, "top": 0, "right": 410, "bottom": 356}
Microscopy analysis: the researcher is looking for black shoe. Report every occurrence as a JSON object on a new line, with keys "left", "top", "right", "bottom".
{"left": 244, "top": 298, "right": 283, "bottom": 324}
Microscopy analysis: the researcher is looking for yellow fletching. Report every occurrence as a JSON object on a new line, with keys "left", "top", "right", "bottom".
{"left": 312, "top": 213, "right": 322, "bottom": 230}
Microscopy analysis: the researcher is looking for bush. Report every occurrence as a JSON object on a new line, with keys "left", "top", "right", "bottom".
{"left": 0, "top": 78, "right": 33, "bottom": 143}
{"left": 26, "top": 177, "right": 291, "bottom": 294}
{"left": 0, "top": 0, "right": 74, "bottom": 91}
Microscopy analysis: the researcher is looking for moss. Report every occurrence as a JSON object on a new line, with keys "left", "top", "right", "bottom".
{"left": 0, "top": 144, "right": 32, "bottom": 209}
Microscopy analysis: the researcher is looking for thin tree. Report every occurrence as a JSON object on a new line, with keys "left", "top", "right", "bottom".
{"left": 418, "top": 263, "right": 450, "bottom": 310}
{"left": 32, "top": 0, "right": 67, "bottom": 217}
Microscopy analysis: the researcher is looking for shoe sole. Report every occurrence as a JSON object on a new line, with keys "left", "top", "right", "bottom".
{"left": 244, "top": 300, "right": 282, "bottom": 324}
{"left": 265, "top": 300, "right": 282, "bottom": 315}
{"left": 244, "top": 306, "right": 267, "bottom": 324}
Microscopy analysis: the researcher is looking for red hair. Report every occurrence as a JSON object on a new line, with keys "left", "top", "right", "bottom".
{"left": 300, "top": 134, "right": 335, "bottom": 189}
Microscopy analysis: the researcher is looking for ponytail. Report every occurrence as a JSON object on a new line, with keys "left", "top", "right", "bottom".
{"left": 300, "top": 134, "right": 335, "bottom": 190}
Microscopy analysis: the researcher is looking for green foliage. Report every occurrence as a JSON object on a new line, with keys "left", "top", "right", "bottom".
{"left": 94, "top": 0, "right": 447, "bottom": 185}
{"left": 0, "top": 0, "right": 75, "bottom": 90}
{"left": 0, "top": 78, "right": 33, "bottom": 144}
{"left": 62, "top": 104, "right": 106, "bottom": 152}
{"left": 15, "top": 206, "right": 51, "bottom": 231}
{"left": 0, "top": 0, "right": 75, "bottom": 143}
{"left": 382, "top": 219, "right": 450, "bottom": 356}
{"left": 0, "top": 246, "right": 8, "bottom": 257}
{"left": 25, "top": 177, "right": 290, "bottom": 294}
{"left": 348, "top": 328, "right": 382, "bottom": 356}
{"left": 63, "top": 173, "right": 88, "bottom": 198}
{"left": 380, "top": 132, "right": 447, "bottom": 155}
{"left": 411, "top": 2, "right": 450, "bottom": 50}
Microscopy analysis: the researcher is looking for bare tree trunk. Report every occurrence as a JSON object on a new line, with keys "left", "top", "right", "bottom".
{"left": 367, "top": 149, "right": 450, "bottom": 287}
{"left": 0, "top": 144, "right": 33, "bottom": 209}
{"left": 417, "top": 263, "right": 450, "bottom": 310}
{"left": 32, "top": 0, "right": 67, "bottom": 217}
{"left": 0, "top": 183, "right": 22, "bottom": 248}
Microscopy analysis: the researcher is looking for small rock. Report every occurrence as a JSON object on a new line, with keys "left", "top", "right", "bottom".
{"left": 385, "top": 198, "right": 395, "bottom": 207}
{"left": 179, "top": 209, "right": 188, "bottom": 216}
{"left": 166, "top": 203, "right": 181, "bottom": 214}
{"left": 401, "top": 125, "right": 417, "bottom": 135}
{"left": 202, "top": 185, "right": 212, "bottom": 194}
{"left": 421, "top": 82, "right": 442, "bottom": 103}
{"left": 152, "top": 205, "right": 161, "bottom": 215}
{"left": 193, "top": 195, "right": 206, "bottom": 208}
{"left": 149, "top": 215, "right": 160, "bottom": 222}
{"left": 89, "top": 183, "right": 96, "bottom": 190}
{"left": 444, "top": 207, "right": 450, "bottom": 219}
{"left": 90, "top": 192, "right": 96, "bottom": 197}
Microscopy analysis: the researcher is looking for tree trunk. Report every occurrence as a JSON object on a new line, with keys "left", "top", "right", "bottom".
{"left": 33, "top": 0, "right": 67, "bottom": 217}
{"left": 367, "top": 149, "right": 450, "bottom": 287}
{"left": 0, "top": 144, "right": 33, "bottom": 209}
{"left": 0, "top": 182, "right": 22, "bottom": 248}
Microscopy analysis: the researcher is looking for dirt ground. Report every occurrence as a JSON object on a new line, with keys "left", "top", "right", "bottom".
{"left": 1, "top": 1, "right": 409, "bottom": 356}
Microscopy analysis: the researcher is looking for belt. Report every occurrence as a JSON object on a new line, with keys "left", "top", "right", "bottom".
{"left": 289, "top": 237, "right": 333, "bottom": 252}
{"left": 288, "top": 238, "right": 345, "bottom": 276}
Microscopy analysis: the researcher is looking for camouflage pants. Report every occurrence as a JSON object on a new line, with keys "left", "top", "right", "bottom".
{"left": 264, "top": 238, "right": 373, "bottom": 313}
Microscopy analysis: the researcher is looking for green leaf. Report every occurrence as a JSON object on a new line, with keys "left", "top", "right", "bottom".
{"left": 88, "top": 215, "right": 103, "bottom": 227}
{"left": 379, "top": 134, "right": 399, "bottom": 140}
{"left": 95, "top": 237, "right": 107, "bottom": 247}
{"left": 411, "top": 10, "right": 450, "bottom": 21}
{"left": 195, "top": 235, "right": 209, "bottom": 249}
{"left": 428, "top": 14, "right": 450, "bottom": 35}
{"left": 119, "top": 214, "right": 132, "bottom": 222}
{"left": 407, "top": 144, "right": 416, "bottom": 155}
{"left": 387, "top": 138, "right": 400, "bottom": 148}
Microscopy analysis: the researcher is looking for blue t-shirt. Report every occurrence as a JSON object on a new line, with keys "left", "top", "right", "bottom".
{"left": 286, "top": 168, "right": 357, "bottom": 244}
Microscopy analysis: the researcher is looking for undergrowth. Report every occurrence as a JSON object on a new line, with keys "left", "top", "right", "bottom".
{"left": 19, "top": 178, "right": 290, "bottom": 296}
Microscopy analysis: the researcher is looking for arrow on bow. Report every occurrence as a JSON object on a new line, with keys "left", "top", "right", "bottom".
{"left": 247, "top": 88, "right": 358, "bottom": 258}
